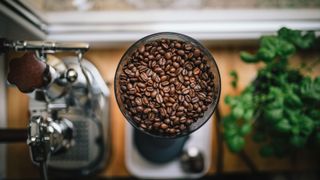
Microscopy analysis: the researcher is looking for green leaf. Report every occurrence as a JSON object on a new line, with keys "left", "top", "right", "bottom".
{"left": 278, "top": 40, "right": 296, "bottom": 57}
{"left": 257, "top": 47, "right": 276, "bottom": 62}
{"left": 240, "top": 124, "right": 252, "bottom": 136}
{"left": 263, "top": 108, "right": 283, "bottom": 123}
{"left": 223, "top": 123, "right": 238, "bottom": 139}
{"left": 275, "top": 119, "right": 291, "bottom": 133}
{"left": 300, "top": 115, "right": 315, "bottom": 136}
{"left": 300, "top": 76, "right": 320, "bottom": 101}
{"left": 260, "top": 145, "right": 274, "bottom": 157}
{"left": 224, "top": 95, "right": 235, "bottom": 106}
{"left": 278, "top": 27, "right": 316, "bottom": 49}
{"left": 227, "top": 136, "right": 245, "bottom": 153}
{"left": 290, "top": 136, "right": 306, "bottom": 148}
{"left": 285, "top": 109, "right": 299, "bottom": 125}
{"left": 232, "top": 105, "right": 245, "bottom": 119}
{"left": 285, "top": 92, "right": 302, "bottom": 108}
{"left": 229, "top": 70, "right": 238, "bottom": 89}
{"left": 243, "top": 109, "right": 254, "bottom": 121}
{"left": 291, "top": 126, "right": 300, "bottom": 135}
{"left": 240, "top": 51, "right": 259, "bottom": 63}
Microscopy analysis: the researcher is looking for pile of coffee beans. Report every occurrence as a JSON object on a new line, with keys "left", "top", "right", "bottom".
{"left": 118, "top": 38, "right": 215, "bottom": 136}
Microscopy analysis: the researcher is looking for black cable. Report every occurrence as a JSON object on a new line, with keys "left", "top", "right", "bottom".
{"left": 39, "top": 161, "right": 49, "bottom": 180}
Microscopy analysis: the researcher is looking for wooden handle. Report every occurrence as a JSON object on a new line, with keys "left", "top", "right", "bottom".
{"left": 7, "top": 52, "right": 50, "bottom": 93}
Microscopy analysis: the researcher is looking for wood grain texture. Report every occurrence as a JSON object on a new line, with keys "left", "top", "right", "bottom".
{"left": 5, "top": 47, "right": 320, "bottom": 178}
{"left": 6, "top": 87, "right": 39, "bottom": 178}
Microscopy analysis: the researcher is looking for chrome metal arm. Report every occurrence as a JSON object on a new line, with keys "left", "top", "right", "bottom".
{"left": 1, "top": 39, "right": 89, "bottom": 53}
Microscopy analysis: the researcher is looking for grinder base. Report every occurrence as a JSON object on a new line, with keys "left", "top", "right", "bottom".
{"left": 125, "top": 117, "right": 213, "bottom": 179}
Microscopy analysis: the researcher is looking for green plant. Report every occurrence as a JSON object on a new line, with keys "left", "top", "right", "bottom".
{"left": 223, "top": 27, "right": 320, "bottom": 157}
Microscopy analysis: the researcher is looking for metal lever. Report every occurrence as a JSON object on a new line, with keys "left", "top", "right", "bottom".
{"left": 1, "top": 39, "right": 89, "bottom": 53}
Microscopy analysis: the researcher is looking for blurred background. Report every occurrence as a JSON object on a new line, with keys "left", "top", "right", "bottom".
{"left": 0, "top": 0, "right": 320, "bottom": 179}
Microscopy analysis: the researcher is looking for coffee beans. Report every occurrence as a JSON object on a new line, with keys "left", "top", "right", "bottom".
{"left": 118, "top": 38, "right": 215, "bottom": 136}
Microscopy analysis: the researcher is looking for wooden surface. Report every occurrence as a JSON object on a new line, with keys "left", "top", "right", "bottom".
{"left": 5, "top": 47, "right": 320, "bottom": 178}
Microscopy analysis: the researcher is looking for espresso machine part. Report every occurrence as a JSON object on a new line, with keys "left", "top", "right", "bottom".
{"left": 2, "top": 40, "right": 110, "bottom": 179}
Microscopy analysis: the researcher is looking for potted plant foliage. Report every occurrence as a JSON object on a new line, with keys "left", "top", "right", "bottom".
{"left": 223, "top": 27, "right": 320, "bottom": 157}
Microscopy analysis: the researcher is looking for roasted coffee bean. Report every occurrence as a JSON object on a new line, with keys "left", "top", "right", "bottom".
{"left": 142, "top": 97, "right": 149, "bottom": 105}
{"left": 185, "top": 95, "right": 191, "bottom": 102}
{"left": 156, "top": 94, "right": 163, "bottom": 103}
{"left": 194, "top": 49, "right": 201, "bottom": 57}
{"left": 143, "top": 108, "right": 151, "bottom": 113}
{"left": 161, "top": 123, "right": 168, "bottom": 129}
{"left": 169, "top": 77, "right": 177, "bottom": 84}
{"left": 172, "top": 103, "right": 178, "bottom": 110}
{"left": 160, "top": 75, "right": 168, "bottom": 82}
{"left": 186, "top": 119, "right": 193, "bottom": 125}
{"left": 177, "top": 50, "right": 185, "bottom": 56}
{"left": 159, "top": 58, "right": 166, "bottom": 66}
{"left": 182, "top": 69, "right": 188, "bottom": 76}
{"left": 178, "top": 95, "right": 185, "bottom": 102}
{"left": 162, "top": 43, "right": 169, "bottom": 49}
{"left": 193, "top": 67, "right": 201, "bottom": 75}
{"left": 151, "top": 90, "right": 157, "bottom": 98}
{"left": 173, "top": 62, "right": 180, "bottom": 68}
{"left": 135, "top": 97, "right": 143, "bottom": 106}
{"left": 153, "top": 122, "right": 161, "bottom": 129}
{"left": 140, "top": 123, "right": 147, "bottom": 129}
{"left": 133, "top": 116, "right": 141, "bottom": 123}
{"left": 136, "top": 106, "right": 143, "bottom": 112}
{"left": 170, "top": 67, "right": 176, "bottom": 73}
{"left": 192, "top": 97, "right": 199, "bottom": 103}
{"left": 182, "top": 88, "right": 190, "bottom": 95}
{"left": 139, "top": 45, "right": 145, "bottom": 53}
{"left": 180, "top": 116, "right": 187, "bottom": 123}
{"left": 180, "top": 124, "right": 186, "bottom": 131}
{"left": 194, "top": 60, "right": 201, "bottom": 66}
{"left": 164, "top": 118, "right": 171, "bottom": 124}
{"left": 170, "top": 86, "right": 175, "bottom": 94}
{"left": 175, "top": 42, "right": 182, "bottom": 48}
{"left": 152, "top": 108, "right": 159, "bottom": 113}
{"left": 165, "top": 52, "right": 172, "bottom": 59}
{"left": 168, "top": 97, "right": 176, "bottom": 103}
{"left": 163, "top": 86, "right": 170, "bottom": 93}
{"left": 178, "top": 106, "right": 185, "bottom": 111}
{"left": 178, "top": 74, "right": 184, "bottom": 83}
{"left": 198, "top": 92, "right": 206, "bottom": 100}
{"left": 154, "top": 75, "right": 161, "bottom": 83}
{"left": 119, "top": 37, "right": 216, "bottom": 136}
{"left": 140, "top": 72, "right": 148, "bottom": 81}
{"left": 161, "top": 81, "right": 170, "bottom": 86}
{"left": 146, "top": 87, "right": 154, "bottom": 92}
{"left": 166, "top": 102, "right": 173, "bottom": 107}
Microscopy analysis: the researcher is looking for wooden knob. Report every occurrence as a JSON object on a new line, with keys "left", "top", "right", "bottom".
{"left": 7, "top": 52, "right": 50, "bottom": 93}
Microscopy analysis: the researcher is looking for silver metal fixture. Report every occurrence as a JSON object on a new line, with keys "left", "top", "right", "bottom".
{"left": 2, "top": 39, "right": 110, "bottom": 179}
